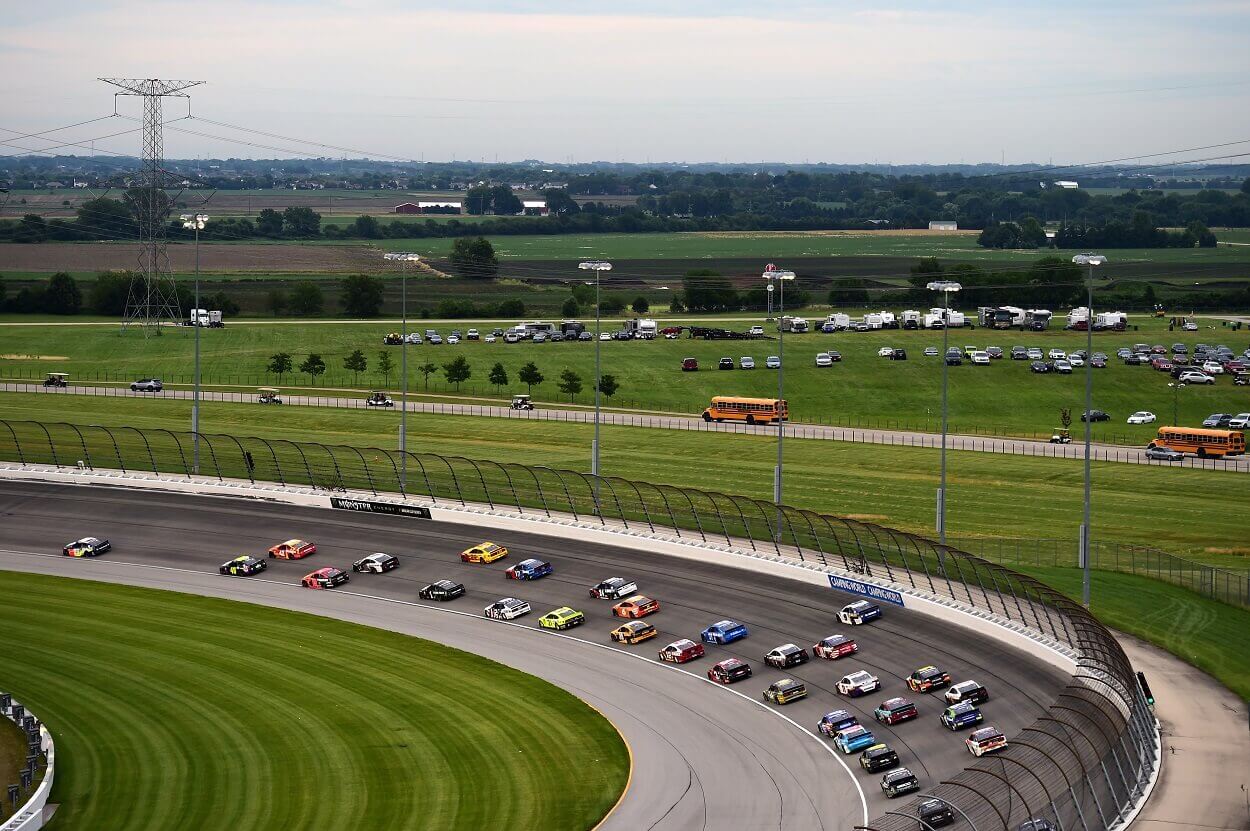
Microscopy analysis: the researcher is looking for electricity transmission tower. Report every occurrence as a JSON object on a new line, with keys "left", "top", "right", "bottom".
{"left": 100, "top": 78, "right": 203, "bottom": 334}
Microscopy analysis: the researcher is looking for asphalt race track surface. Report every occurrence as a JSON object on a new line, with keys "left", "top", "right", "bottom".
{"left": 0, "top": 481, "right": 1070, "bottom": 830}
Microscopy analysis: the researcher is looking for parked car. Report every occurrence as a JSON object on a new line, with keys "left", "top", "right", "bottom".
{"left": 1054, "top": 360, "right": 1073, "bottom": 374}
{"left": 827, "top": 350, "right": 842, "bottom": 362}
{"left": 945, "top": 352, "right": 962, "bottom": 366}
{"left": 889, "top": 348, "right": 907, "bottom": 361}
{"left": 971, "top": 351, "right": 990, "bottom": 365}
{"left": 766, "top": 356, "right": 781, "bottom": 369}
{"left": 1048, "top": 349, "right": 1066, "bottom": 360}
{"left": 1203, "top": 361, "right": 1225, "bottom": 375}
{"left": 1027, "top": 347, "right": 1043, "bottom": 360}
{"left": 986, "top": 346, "right": 1003, "bottom": 359}
{"left": 1202, "top": 413, "right": 1233, "bottom": 428}
{"left": 815, "top": 353, "right": 833, "bottom": 368}
{"left": 1080, "top": 410, "right": 1110, "bottom": 422}
{"left": 1228, "top": 413, "right": 1250, "bottom": 429}
{"left": 878, "top": 347, "right": 895, "bottom": 358}
{"left": 740, "top": 356, "right": 756, "bottom": 369}
{"left": 681, "top": 357, "right": 699, "bottom": 372}
{"left": 748, "top": 325, "right": 765, "bottom": 336}
{"left": 1144, "top": 446, "right": 1184, "bottom": 461}
{"left": 131, "top": 378, "right": 163, "bottom": 392}
{"left": 718, "top": 357, "right": 735, "bottom": 370}
{"left": 1179, "top": 371, "right": 1214, "bottom": 384}
{"left": 1127, "top": 411, "right": 1156, "bottom": 424}
{"left": 925, "top": 347, "right": 940, "bottom": 357}
{"left": 1010, "top": 346, "right": 1027, "bottom": 360}
{"left": 1030, "top": 361, "right": 1051, "bottom": 374}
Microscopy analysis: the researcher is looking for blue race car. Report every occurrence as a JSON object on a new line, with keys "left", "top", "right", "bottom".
{"left": 701, "top": 619, "right": 749, "bottom": 644}
{"left": 818, "top": 709, "right": 860, "bottom": 738}
{"left": 838, "top": 600, "right": 882, "bottom": 625}
{"left": 939, "top": 701, "right": 984, "bottom": 731}
{"left": 505, "top": 558, "right": 553, "bottom": 580}
{"left": 834, "top": 724, "right": 877, "bottom": 754}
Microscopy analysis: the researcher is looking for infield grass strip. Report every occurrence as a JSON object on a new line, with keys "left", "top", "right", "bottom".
{"left": 0, "top": 572, "right": 628, "bottom": 831}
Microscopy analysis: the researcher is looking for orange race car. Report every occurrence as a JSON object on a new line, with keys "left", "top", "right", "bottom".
{"left": 612, "top": 595, "right": 660, "bottom": 619}
{"left": 269, "top": 539, "right": 317, "bottom": 560}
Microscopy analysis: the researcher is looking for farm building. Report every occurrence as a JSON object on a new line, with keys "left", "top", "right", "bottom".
{"left": 928, "top": 220, "right": 958, "bottom": 231}
{"left": 394, "top": 201, "right": 463, "bottom": 215}
{"left": 1053, "top": 181, "right": 1079, "bottom": 189}
{"left": 521, "top": 200, "right": 549, "bottom": 216}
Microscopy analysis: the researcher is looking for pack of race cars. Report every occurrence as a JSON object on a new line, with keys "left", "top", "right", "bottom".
{"left": 64, "top": 531, "right": 1006, "bottom": 813}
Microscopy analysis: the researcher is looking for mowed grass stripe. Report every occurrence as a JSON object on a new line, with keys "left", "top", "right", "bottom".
{"left": 0, "top": 573, "right": 627, "bottom": 831}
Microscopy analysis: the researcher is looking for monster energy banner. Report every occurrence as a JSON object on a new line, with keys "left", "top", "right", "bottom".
{"left": 330, "top": 497, "right": 432, "bottom": 519}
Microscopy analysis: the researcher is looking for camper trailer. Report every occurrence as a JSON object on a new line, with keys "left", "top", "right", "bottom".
{"left": 901, "top": 310, "right": 921, "bottom": 330}
{"left": 825, "top": 313, "right": 851, "bottom": 330}
{"left": 864, "top": 313, "right": 884, "bottom": 330}
{"left": 877, "top": 311, "right": 898, "bottom": 329}
{"left": 780, "top": 316, "right": 810, "bottom": 333}
{"left": 1066, "top": 307, "right": 1091, "bottom": 331}
{"left": 923, "top": 312, "right": 946, "bottom": 329}
{"left": 624, "top": 318, "right": 658, "bottom": 339}
{"left": 1094, "top": 311, "right": 1128, "bottom": 331}
{"left": 1025, "top": 309, "right": 1052, "bottom": 331}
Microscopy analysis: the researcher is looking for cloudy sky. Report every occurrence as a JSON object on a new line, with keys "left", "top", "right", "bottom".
{"left": 3, "top": 1, "right": 1249, "bottom": 165}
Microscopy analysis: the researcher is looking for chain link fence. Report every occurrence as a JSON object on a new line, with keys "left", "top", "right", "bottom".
{"left": 0, "top": 419, "right": 1158, "bottom": 831}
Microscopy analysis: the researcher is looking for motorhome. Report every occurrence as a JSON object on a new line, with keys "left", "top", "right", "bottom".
{"left": 780, "top": 316, "right": 810, "bottom": 333}
{"left": 978, "top": 307, "right": 1016, "bottom": 329}
{"left": 825, "top": 313, "right": 851, "bottom": 330}
{"left": 560, "top": 320, "right": 586, "bottom": 336}
{"left": 923, "top": 312, "right": 946, "bottom": 329}
{"left": 877, "top": 311, "right": 897, "bottom": 329}
{"left": 625, "top": 318, "right": 658, "bottom": 339}
{"left": 901, "top": 310, "right": 921, "bottom": 330}
{"left": 1025, "top": 309, "right": 1052, "bottom": 331}
{"left": 520, "top": 321, "right": 557, "bottom": 337}
{"left": 864, "top": 313, "right": 884, "bottom": 330}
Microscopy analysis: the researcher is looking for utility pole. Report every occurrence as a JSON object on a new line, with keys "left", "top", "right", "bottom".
{"left": 101, "top": 78, "right": 203, "bottom": 336}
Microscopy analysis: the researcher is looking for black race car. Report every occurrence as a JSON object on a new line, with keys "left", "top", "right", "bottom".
{"left": 917, "top": 799, "right": 955, "bottom": 827}
{"left": 219, "top": 555, "right": 267, "bottom": 576}
{"left": 858, "top": 743, "right": 899, "bottom": 772}
{"left": 419, "top": 580, "right": 466, "bottom": 601}
{"left": 63, "top": 537, "right": 111, "bottom": 557}
{"left": 881, "top": 767, "right": 920, "bottom": 798}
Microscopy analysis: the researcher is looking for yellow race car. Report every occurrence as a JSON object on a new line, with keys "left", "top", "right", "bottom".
{"left": 610, "top": 620, "right": 658, "bottom": 644}
{"left": 538, "top": 607, "right": 585, "bottom": 631}
{"left": 460, "top": 542, "right": 508, "bottom": 564}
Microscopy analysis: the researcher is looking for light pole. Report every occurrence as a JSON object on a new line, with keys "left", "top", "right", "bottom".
{"left": 579, "top": 260, "right": 612, "bottom": 487}
{"left": 384, "top": 252, "right": 420, "bottom": 488}
{"left": 1168, "top": 382, "right": 1185, "bottom": 425}
{"left": 181, "top": 213, "right": 208, "bottom": 474}
{"left": 1072, "top": 253, "right": 1106, "bottom": 608}
{"left": 764, "top": 267, "right": 795, "bottom": 541}
{"left": 926, "top": 280, "right": 962, "bottom": 545}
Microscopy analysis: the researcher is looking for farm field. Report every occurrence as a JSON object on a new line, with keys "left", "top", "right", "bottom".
{"left": 2, "top": 316, "right": 1247, "bottom": 441}
{"left": 0, "top": 572, "right": 628, "bottom": 831}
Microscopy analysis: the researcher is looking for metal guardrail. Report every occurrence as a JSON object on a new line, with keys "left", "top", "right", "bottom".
{"left": 0, "top": 694, "right": 53, "bottom": 831}
{"left": 0, "top": 419, "right": 1158, "bottom": 831}
{"left": 6, "top": 382, "right": 1246, "bottom": 472}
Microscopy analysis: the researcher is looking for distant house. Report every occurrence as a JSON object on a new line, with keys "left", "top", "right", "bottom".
{"left": 928, "top": 220, "right": 958, "bottom": 231}
{"left": 521, "top": 199, "right": 549, "bottom": 216}
{"left": 1053, "top": 180, "right": 1079, "bottom": 189}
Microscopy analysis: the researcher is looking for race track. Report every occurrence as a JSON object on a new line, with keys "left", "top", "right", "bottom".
{"left": 0, "top": 481, "right": 1070, "bottom": 830}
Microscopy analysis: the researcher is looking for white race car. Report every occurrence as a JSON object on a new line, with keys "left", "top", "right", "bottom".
{"left": 836, "top": 670, "right": 881, "bottom": 697}
{"left": 484, "top": 598, "right": 531, "bottom": 620}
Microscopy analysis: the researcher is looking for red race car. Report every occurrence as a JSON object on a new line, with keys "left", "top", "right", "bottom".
{"left": 658, "top": 639, "right": 705, "bottom": 664}
{"left": 269, "top": 538, "right": 316, "bottom": 560}
{"left": 707, "top": 657, "right": 752, "bottom": 684}
{"left": 813, "top": 634, "right": 858, "bottom": 660}
{"left": 612, "top": 595, "right": 660, "bottom": 619}
{"left": 301, "top": 567, "right": 348, "bottom": 589}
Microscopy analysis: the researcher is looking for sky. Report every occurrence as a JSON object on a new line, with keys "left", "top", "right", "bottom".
{"left": 2, "top": 0, "right": 1249, "bottom": 166}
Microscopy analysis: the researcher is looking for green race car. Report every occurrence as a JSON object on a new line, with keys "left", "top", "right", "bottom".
{"left": 538, "top": 607, "right": 586, "bottom": 631}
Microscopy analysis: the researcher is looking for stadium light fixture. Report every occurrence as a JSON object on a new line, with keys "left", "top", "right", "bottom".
{"left": 926, "top": 280, "right": 961, "bottom": 546}
{"left": 1072, "top": 253, "right": 1106, "bottom": 607}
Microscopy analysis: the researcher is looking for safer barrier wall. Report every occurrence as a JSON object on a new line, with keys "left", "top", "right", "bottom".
{"left": 0, "top": 420, "right": 1159, "bottom": 831}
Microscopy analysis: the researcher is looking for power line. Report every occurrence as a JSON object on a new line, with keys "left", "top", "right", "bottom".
{"left": 189, "top": 116, "right": 413, "bottom": 162}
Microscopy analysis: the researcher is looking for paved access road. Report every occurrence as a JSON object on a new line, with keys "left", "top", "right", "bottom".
{"left": 0, "top": 480, "right": 1072, "bottom": 830}
{"left": 10, "top": 382, "right": 1247, "bottom": 471}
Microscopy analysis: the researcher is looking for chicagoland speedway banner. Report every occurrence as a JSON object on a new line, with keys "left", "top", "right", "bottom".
{"left": 330, "top": 497, "right": 432, "bottom": 519}
{"left": 827, "top": 574, "right": 905, "bottom": 607}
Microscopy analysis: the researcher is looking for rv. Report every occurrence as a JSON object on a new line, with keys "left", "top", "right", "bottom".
{"left": 625, "top": 318, "right": 658, "bottom": 339}
{"left": 780, "top": 316, "right": 810, "bottom": 333}
{"left": 1066, "top": 307, "right": 1090, "bottom": 331}
{"left": 901, "top": 310, "right": 921, "bottom": 330}
{"left": 1002, "top": 306, "right": 1026, "bottom": 327}
{"left": 560, "top": 320, "right": 585, "bottom": 336}
{"left": 825, "top": 313, "right": 851, "bottom": 330}
{"left": 1025, "top": 309, "right": 1052, "bottom": 331}
{"left": 923, "top": 312, "right": 946, "bottom": 329}
{"left": 877, "top": 311, "right": 897, "bottom": 329}
{"left": 520, "top": 321, "right": 557, "bottom": 337}
{"left": 978, "top": 307, "right": 1017, "bottom": 329}
{"left": 864, "top": 313, "right": 884, "bottom": 330}
{"left": 1094, "top": 311, "right": 1128, "bottom": 331}
{"left": 929, "top": 307, "right": 965, "bottom": 328}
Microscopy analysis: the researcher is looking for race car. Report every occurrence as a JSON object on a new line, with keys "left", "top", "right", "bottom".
{"left": 873, "top": 697, "right": 919, "bottom": 725}
{"left": 269, "top": 539, "right": 316, "bottom": 560}
{"left": 813, "top": 634, "right": 858, "bottom": 660}
{"left": 764, "top": 643, "right": 810, "bottom": 669}
{"left": 834, "top": 724, "right": 876, "bottom": 754}
{"left": 966, "top": 726, "right": 1007, "bottom": 756}
{"left": 63, "top": 536, "right": 111, "bottom": 557}
{"left": 707, "top": 657, "right": 752, "bottom": 684}
{"left": 460, "top": 542, "right": 508, "bottom": 564}
{"left": 301, "top": 567, "right": 348, "bottom": 589}
{"left": 504, "top": 558, "right": 553, "bottom": 580}
{"left": 907, "top": 665, "right": 952, "bottom": 692}
{"left": 838, "top": 600, "right": 881, "bottom": 625}
{"left": 762, "top": 678, "right": 808, "bottom": 705}
{"left": 916, "top": 799, "right": 956, "bottom": 828}
{"left": 352, "top": 552, "right": 399, "bottom": 573}
{"left": 538, "top": 607, "right": 585, "bottom": 630}
{"left": 858, "top": 743, "right": 899, "bottom": 773}
{"left": 612, "top": 595, "right": 660, "bottom": 618}
{"left": 483, "top": 597, "right": 531, "bottom": 620}
{"left": 589, "top": 577, "right": 638, "bottom": 600}
{"left": 881, "top": 768, "right": 920, "bottom": 798}
{"left": 817, "top": 710, "right": 859, "bottom": 737}
{"left": 944, "top": 680, "right": 989, "bottom": 705}
{"left": 940, "top": 701, "right": 984, "bottom": 731}
{"left": 610, "top": 620, "right": 658, "bottom": 645}
{"left": 418, "top": 580, "right": 465, "bottom": 601}
{"left": 700, "top": 619, "right": 749, "bottom": 644}
{"left": 657, "top": 639, "right": 705, "bottom": 663}
{"left": 219, "top": 555, "right": 266, "bottom": 576}
{"left": 836, "top": 670, "right": 881, "bottom": 697}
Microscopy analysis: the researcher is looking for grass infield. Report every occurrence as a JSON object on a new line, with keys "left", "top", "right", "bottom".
{"left": 0, "top": 572, "right": 628, "bottom": 831}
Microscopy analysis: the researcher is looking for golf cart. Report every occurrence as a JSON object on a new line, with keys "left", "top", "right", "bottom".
{"left": 1234, "top": 372, "right": 1249, "bottom": 387}
{"left": 383, "top": 332, "right": 403, "bottom": 345}
{"left": 509, "top": 394, "right": 535, "bottom": 411}
{"left": 366, "top": 391, "right": 394, "bottom": 407}
{"left": 258, "top": 387, "right": 283, "bottom": 405}
{"left": 1049, "top": 428, "right": 1072, "bottom": 444}
{"left": 43, "top": 372, "right": 69, "bottom": 388}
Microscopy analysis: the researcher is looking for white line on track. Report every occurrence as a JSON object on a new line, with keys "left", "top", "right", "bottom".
{"left": 2, "top": 547, "right": 869, "bottom": 826}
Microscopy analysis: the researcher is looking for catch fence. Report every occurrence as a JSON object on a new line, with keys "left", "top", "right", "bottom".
{"left": 0, "top": 419, "right": 1158, "bottom": 831}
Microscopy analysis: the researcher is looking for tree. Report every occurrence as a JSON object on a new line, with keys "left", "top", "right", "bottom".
{"left": 496, "top": 299, "right": 525, "bottom": 316}
{"left": 669, "top": 294, "right": 686, "bottom": 313}
{"left": 206, "top": 291, "right": 240, "bottom": 316}
{"left": 339, "top": 274, "right": 385, "bottom": 317}
{"left": 682, "top": 270, "right": 738, "bottom": 311}
{"left": 13, "top": 215, "right": 48, "bottom": 243}
{"left": 0, "top": 277, "right": 5, "bottom": 310}
{"left": 488, "top": 362, "right": 509, "bottom": 392}
{"left": 449, "top": 236, "right": 499, "bottom": 278}
{"left": 490, "top": 184, "right": 522, "bottom": 215}
{"left": 631, "top": 296, "right": 650, "bottom": 314}
{"left": 351, "top": 214, "right": 383, "bottom": 239}
{"left": 76, "top": 196, "right": 133, "bottom": 238}
{"left": 256, "top": 208, "right": 284, "bottom": 237}
{"left": 122, "top": 187, "right": 171, "bottom": 229}
{"left": 442, "top": 355, "right": 471, "bottom": 390}
{"left": 557, "top": 369, "right": 583, "bottom": 401}
{"left": 290, "top": 281, "right": 324, "bottom": 316}
{"left": 43, "top": 272, "right": 82, "bottom": 314}
{"left": 1242, "top": 176, "right": 1250, "bottom": 195}
{"left": 518, "top": 361, "right": 544, "bottom": 393}
{"left": 299, "top": 353, "right": 327, "bottom": 385}
{"left": 267, "top": 352, "right": 293, "bottom": 382}
{"left": 88, "top": 272, "right": 132, "bottom": 315}
{"left": 599, "top": 294, "right": 627, "bottom": 314}
{"left": 571, "top": 283, "right": 595, "bottom": 305}
{"left": 377, "top": 350, "right": 395, "bottom": 385}
{"left": 418, "top": 361, "right": 437, "bottom": 391}
{"left": 596, "top": 374, "right": 619, "bottom": 399}
{"left": 343, "top": 349, "right": 368, "bottom": 384}
{"left": 543, "top": 189, "right": 580, "bottom": 216}
{"left": 560, "top": 296, "right": 580, "bottom": 317}
{"left": 266, "top": 289, "right": 288, "bottom": 317}
{"left": 282, "top": 206, "right": 322, "bottom": 237}
{"left": 465, "top": 185, "right": 492, "bottom": 215}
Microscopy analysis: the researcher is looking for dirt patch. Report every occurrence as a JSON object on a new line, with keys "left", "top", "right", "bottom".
{"left": 0, "top": 243, "right": 381, "bottom": 273}
{"left": 843, "top": 514, "right": 890, "bottom": 521}
{"left": 697, "top": 229, "right": 979, "bottom": 239}
{"left": 0, "top": 354, "right": 69, "bottom": 360}
{"left": 1203, "top": 547, "right": 1250, "bottom": 556}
